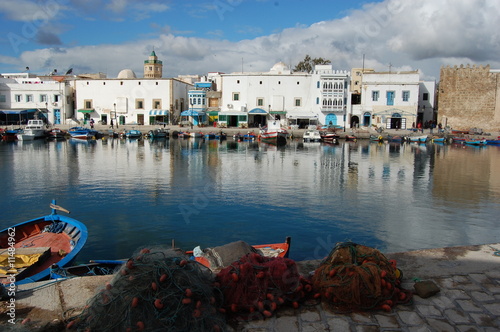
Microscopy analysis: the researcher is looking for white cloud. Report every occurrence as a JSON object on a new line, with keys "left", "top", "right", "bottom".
{"left": 9, "top": 0, "right": 500, "bottom": 81}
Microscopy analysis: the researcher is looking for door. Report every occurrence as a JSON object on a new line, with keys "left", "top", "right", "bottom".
{"left": 137, "top": 114, "right": 144, "bottom": 125}
{"left": 386, "top": 91, "right": 394, "bottom": 106}
{"left": 54, "top": 109, "right": 61, "bottom": 125}
{"left": 325, "top": 113, "right": 337, "bottom": 127}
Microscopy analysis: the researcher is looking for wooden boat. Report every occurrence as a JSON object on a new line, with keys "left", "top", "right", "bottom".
{"left": 369, "top": 134, "right": 383, "bottom": 142}
{"left": 345, "top": 134, "right": 358, "bottom": 142}
{"left": 486, "top": 136, "right": 500, "bottom": 145}
{"left": 408, "top": 135, "right": 428, "bottom": 143}
{"left": 0, "top": 200, "right": 88, "bottom": 285}
{"left": 188, "top": 132, "right": 204, "bottom": 138}
{"left": 47, "top": 128, "right": 67, "bottom": 139}
{"left": 50, "top": 259, "right": 124, "bottom": 279}
{"left": 259, "top": 120, "right": 287, "bottom": 146}
{"left": 68, "top": 127, "right": 96, "bottom": 139}
{"left": 1, "top": 128, "right": 22, "bottom": 142}
{"left": 188, "top": 237, "right": 291, "bottom": 271}
{"left": 464, "top": 139, "right": 487, "bottom": 146}
{"left": 148, "top": 128, "right": 169, "bottom": 139}
{"left": 320, "top": 131, "right": 340, "bottom": 143}
{"left": 234, "top": 132, "right": 257, "bottom": 141}
{"left": 432, "top": 137, "right": 445, "bottom": 143}
{"left": 387, "top": 135, "right": 403, "bottom": 143}
{"left": 125, "top": 128, "right": 142, "bottom": 139}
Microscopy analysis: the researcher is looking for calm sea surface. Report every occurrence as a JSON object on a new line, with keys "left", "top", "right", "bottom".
{"left": 1, "top": 137, "right": 499, "bottom": 263}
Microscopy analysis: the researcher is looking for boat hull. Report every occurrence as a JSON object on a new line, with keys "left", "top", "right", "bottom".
{"left": 0, "top": 204, "right": 88, "bottom": 285}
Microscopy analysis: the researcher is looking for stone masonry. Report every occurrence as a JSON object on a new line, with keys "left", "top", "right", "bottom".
{"left": 438, "top": 64, "right": 500, "bottom": 132}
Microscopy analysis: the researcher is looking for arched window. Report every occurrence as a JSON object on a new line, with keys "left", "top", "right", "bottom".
{"left": 328, "top": 99, "right": 333, "bottom": 106}
{"left": 323, "top": 99, "right": 327, "bottom": 106}
{"left": 323, "top": 82, "right": 327, "bottom": 89}
{"left": 334, "top": 82, "right": 338, "bottom": 90}
{"left": 339, "top": 83, "right": 343, "bottom": 89}
{"left": 333, "top": 99, "right": 338, "bottom": 106}
{"left": 328, "top": 82, "right": 333, "bottom": 89}
{"left": 197, "top": 98, "right": 201, "bottom": 105}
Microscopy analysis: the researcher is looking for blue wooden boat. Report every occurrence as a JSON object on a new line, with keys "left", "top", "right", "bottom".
{"left": 432, "top": 137, "right": 445, "bottom": 143}
{"left": 148, "top": 128, "right": 169, "bottom": 139}
{"left": 0, "top": 200, "right": 88, "bottom": 285}
{"left": 50, "top": 259, "right": 124, "bottom": 279}
{"left": 486, "top": 136, "right": 500, "bottom": 145}
{"left": 68, "top": 127, "right": 97, "bottom": 139}
{"left": 464, "top": 139, "right": 487, "bottom": 146}
{"left": 125, "top": 128, "right": 142, "bottom": 139}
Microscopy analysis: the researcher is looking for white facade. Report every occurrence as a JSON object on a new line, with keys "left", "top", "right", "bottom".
{"left": 0, "top": 74, "right": 73, "bottom": 125}
{"left": 418, "top": 81, "right": 436, "bottom": 125}
{"left": 74, "top": 74, "right": 192, "bottom": 126}
{"left": 217, "top": 62, "right": 350, "bottom": 128}
{"left": 358, "top": 71, "right": 420, "bottom": 130}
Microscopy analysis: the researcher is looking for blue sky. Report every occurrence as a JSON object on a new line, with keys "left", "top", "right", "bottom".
{"left": 1, "top": 0, "right": 499, "bottom": 80}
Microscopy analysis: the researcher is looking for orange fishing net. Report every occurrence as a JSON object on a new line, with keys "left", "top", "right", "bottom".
{"left": 216, "top": 252, "right": 312, "bottom": 320}
{"left": 311, "top": 242, "right": 411, "bottom": 312}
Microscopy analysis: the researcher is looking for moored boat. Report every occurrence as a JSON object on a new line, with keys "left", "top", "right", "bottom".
{"left": 369, "top": 134, "right": 384, "bottom": 142}
{"left": 486, "top": 136, "right": 500, "bottom": 145}
{"left": 48, "top": 128, "right": 67, "bottom": 139}
{"left": 303, "top": 130, "right": 321, "bottom": 142}
{"left": 68, "top": 127, "right": 97, "bottom": 139}
{"left": 0, "top": 200, "right": 88, "bottom": 285}
{"left": 188, "top": 237, "right": 291, "bottom": 272}
{"left": 125, "top": 128, "right": 143, "bottom": 139}
{"left": 148, "top": 128, "right": 169, "bottom": 139}
{"left": 320, "top": 131, "right": 340, "bottom": 144}
{"left": 408, "top": 135, "right": 428, "bottom": 143}
{"left": 259, "top": 120, "right": 288, "bottom": 146}
{"left": 464, "top": 138, "right": 487, "bottom": 146}
{"left": 431, "top": 137, "right": 445, "bottom": 143}
{"left": 345, "top": 134, "right": 358, "bottom": 142}
{"left": 1, "top": 128, "right": 22, "bottom": 142}
{"left": 17, "top": 120, "right": 46, "bottom": 141}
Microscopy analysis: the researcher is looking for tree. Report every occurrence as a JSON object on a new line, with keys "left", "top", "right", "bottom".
{"left": 293, "top": 55, "right": 331, "bottom": 73}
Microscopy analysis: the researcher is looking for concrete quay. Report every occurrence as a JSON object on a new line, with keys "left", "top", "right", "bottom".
{"left": 1, "top": 243, "right": 499, "bottom": 331}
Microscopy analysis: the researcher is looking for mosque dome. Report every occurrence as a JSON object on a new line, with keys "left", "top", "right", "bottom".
{"left": 269, "top": 62, "right": 290, "bottom": 74}
{"left": 117, "top": 69, "right": 137, "bottom": 79}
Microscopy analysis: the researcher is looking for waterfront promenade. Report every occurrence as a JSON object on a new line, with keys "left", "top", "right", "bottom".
{"left": 2, "top": 243, "right": 499, "bottom": 331}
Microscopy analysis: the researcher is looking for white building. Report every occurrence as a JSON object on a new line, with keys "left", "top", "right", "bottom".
{"left": 0, "top": 73, "right": 73, "bottom": 126}
{"left": 357, "top": 71, "right": 420, "bottom": 130}
{"left": 216, "top": 62, "right": 350, "bottom": 129}
{"left": 418, "top": 81, "right": 437, "bottom": 125}
{"left": 74, "top": 68, "right": 192, "bottom": 126}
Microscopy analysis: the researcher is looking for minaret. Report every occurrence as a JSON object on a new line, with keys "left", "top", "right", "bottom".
{"left": 144, "top": 50, "right": 163, "bottom": 78}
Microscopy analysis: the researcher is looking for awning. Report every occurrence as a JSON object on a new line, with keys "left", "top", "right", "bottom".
{"left": 218, "top": 111, "right": 245, "bottom": 116}
{"left": 181, "top": 110, "right": 206, "bottom": 116}
{"left": 207, "top": 111, "right": 219, "bottom": 116}
{"left": 77, "top": 109, "right": 94, "bottom": 113}
{"left": 269, "top": 111, "right": 286, "bottom": 115}
{"left": 0, "top": 109, "right": 36, "bottom": 114}
{"left": 149, "top": 110, "right": 168, "bottom": 116}
{"left": 249, "top": 108, "right": 267, "bottom": 114}
{"left": 287, "top": 112, "right": 318, "bottom": 119}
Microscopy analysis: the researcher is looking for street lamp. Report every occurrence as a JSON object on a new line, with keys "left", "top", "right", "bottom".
{"left": 114, "top": 103, "right": 118, "bottom": 129}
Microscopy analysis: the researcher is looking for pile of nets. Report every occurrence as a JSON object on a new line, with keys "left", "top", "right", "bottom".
{"left": 68, "top": 247, "right": 226, "bottom": 331}
{"left": 311, "top": 242, "right": 412, "bottom": 312}
{"left": 216, "top": 252, "right": 312, "bottom": 320}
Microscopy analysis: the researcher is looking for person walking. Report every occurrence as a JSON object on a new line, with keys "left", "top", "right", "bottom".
{"left": 110, "top": 119, "right": 114, "bottom": 129}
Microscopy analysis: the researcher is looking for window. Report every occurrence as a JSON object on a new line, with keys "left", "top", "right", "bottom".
{"left": 423, "top": 93, "right": 429, "bottom": 101}
{"left": 15, "top": 95, "right": 21, "bottom": 102}
{"left": 26, "top": 94, "right": 33, "bottom": 102}
{"left": 153, "top": 99, "right": 161, "bottom": 109}
{"left": 402, "top": 91, "right": 410, "bottom": 102}
{"left": 317, "top": 81, "right": 320, "bottom": 88}
{"left": 372, "top": 91, "right": 379, "bottom": 102}
{"left": 237, "top": 80, "right": 240, "bottom": 84}
{"left": 40, "top": 95, "right": 47, "bottom": 102}
{"left": 257, "top": 98, "right": 264, "bottom": 106}
{"left": 316, "top": 97, "right": 319, "bottom": 104}
{"left": 84, "top": 100, "right": 93, "bottom": 109}
{"left": 259, "top": 81, "right": 262, "bottom": 85}
{"left": 0, "top": 95, "right": 6, "bottom": 102}
{"left": 294, "top": 98, "right": 301, "bottom": 107}
{"left": 136, "top": 99, "right": 144, "bottom": 109}
{"left": 233, "top": 93, "right": 240, "bottom": 101}
{"left": 54, "top": 94, "right": 60, "bottom": 102}
{"left": 297, "top": 81, "right": 300, "bottom": 85}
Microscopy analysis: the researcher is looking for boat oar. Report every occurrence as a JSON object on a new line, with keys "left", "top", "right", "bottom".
{"left": 50, "top": 203, "right": 70, "bottom": 214}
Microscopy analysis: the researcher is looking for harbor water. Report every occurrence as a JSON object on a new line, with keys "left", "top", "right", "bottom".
{"left": 1, "top": 137, "right": 499, "bottom": 263}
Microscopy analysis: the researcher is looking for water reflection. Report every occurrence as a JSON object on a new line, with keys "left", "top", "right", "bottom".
{"left": 1, "top": 138, "right": 499, "bottom": 262}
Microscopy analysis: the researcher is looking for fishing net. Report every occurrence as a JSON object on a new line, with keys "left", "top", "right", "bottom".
{"left": 311, "top": 242, "right": 412, "bottom": 312}
{"left": 68, "top": 246, "right": 226, "bottom": 331}
{"left": 216, "top": 252, "right": 312, "bottom": 320}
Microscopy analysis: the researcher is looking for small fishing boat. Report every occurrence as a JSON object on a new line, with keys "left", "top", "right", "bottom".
{"left": 204, "top": 132, "right": 216, "bottom": 140}
{"left": 234, "top": 132, "right": 257, "bottom": 141}
{"left": 1, "top": 128, "right": 22, "bottom": 142}
{"left": 188, "top": 237, "right": 291, "bottom": 272}
{"left": 50, "top": 260, "right": 124, "bottom": 279}
{"left": 369, "top": 134, "right": 383, "bottom": 142}
{"left": 486, "top": 136, "right": 500, "bottom": 145}
{"left": 303, "top": 130, "right": 321, "bottom": 142}
{"left": 148, "top": 128, "right": 169, "bottom": 139}
{"left": 259, "top": 121, "right": 288, "bottom": 146}
{"left": 345, "top": 134, "right": 358, "bottom": 142}
{"left": 320, "top": 131, "right": 340, "bottom": 144}
{"left": 0, "top": 200, "right": 88, "bottom": 285}
{"left": 387, "top": 135, "right": 403, "bottom": 143}
{"left": 68, "top": 127, "right": 96, "bottom": 139}
{"left": 47, "top": 128, "right": 67, "bottom": 139}
{"left": 408, "top": 135, "right": 428, "bottom": 143}
{"left": 125, "top": 128, "right": 142, "bottom": 139}
{"left": 464, "top": 139, "right": 487, "bottom": 146}
{"left": 17, "top": 120, "right": 46, "bottom": 140}
{"left": 432, "top": 137, "right": 445, "bottom": 143}
{"left": 188, "top": 132, "right": 204, "bottom": 138}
